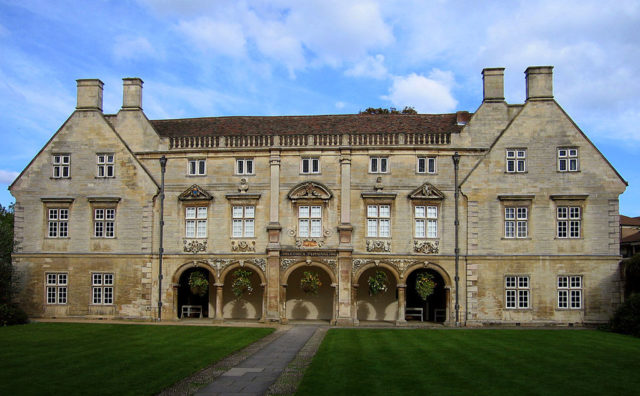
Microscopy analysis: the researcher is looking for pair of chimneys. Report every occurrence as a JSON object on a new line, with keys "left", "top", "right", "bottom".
{"left": 482, "top": 66, "right": 553, "bottom": 102}
{"left": 76, "top": 78, "right": 143, "bottom": 111}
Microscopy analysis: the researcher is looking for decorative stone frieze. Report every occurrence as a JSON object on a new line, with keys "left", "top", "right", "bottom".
{"left": 231, "top": 240, "right": 256, "bottom": 252}
{"left": 183, "top": 239, "right": 207, "bottom": 253}
{"left": 414, "top": 240, "right": 439, "bottom": 254}
{"left": 366, "top": 240, "right": 391, "bottom": 252}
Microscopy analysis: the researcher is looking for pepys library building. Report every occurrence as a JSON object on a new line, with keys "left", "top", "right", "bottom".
{"left": 10, "top": 66, "right": 627, "bottom": 326}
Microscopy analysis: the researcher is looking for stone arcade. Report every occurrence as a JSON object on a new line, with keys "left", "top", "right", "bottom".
{"left": 10, "top": 66, "right": 626, "bottom": 326}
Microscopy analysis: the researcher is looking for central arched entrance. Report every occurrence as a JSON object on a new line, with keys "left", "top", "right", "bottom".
{"left": 406, "top": 268, "right": 447, "bottom": 323}
{"left": 176, "top": 266, "right": 216, "bottom": 319}
{"left": 283, "top": 263, "right": 336, "bottom": 322}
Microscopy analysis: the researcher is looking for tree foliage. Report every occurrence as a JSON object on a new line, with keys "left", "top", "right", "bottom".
{"left": 359, "top": 106, "right": 418, "bottom": 115}
{"left": 0, "top": 204, "right": 14, "bottom": 304}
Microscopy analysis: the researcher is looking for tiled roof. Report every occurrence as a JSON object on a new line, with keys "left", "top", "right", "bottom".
{"left": 150, "top": 113, "right": 466, "bottom": 137}
{"left": 620, "top": 215, "right": 640, "bottom": 226}
{"left": 622, "top": 230, "right": 640, "bottom": 243}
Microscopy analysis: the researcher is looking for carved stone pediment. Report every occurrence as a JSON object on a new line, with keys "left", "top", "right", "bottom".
{"left": 408, "top": 182, "right": 444, "bottom": 200}
{"left": 287, "top": 182, "right": 333, "bottom": 202}
{"left": 179, "top": 184, "right": 213, "bottom": 201}
{"left": 184, "top": 239, "right": 207, "bottom": 253}
{"left": 231, "top": 240, "right": 256, "bottom": 252}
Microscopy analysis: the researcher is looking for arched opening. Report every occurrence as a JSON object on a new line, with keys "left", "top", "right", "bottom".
{"left": 222, "top": 267, "right": 264, "bottom": 320}
{"left": 406, "top": 268, "right": 447, "bottom": 323}
{"left": 177, "top": 266, "right": 215, "bottom": 319}
{"left": 285, "top": 265, "right": 334, "bottom": 321}
{"left": 356, "top": 267, "right": 398, "bottom": 322}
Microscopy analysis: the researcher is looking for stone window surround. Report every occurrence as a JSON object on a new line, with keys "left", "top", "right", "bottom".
{"left": 505, "top": 274, "right": 530, "bottom": 309}
{"left": 236, "top": 158, "right": 254, "bottom": 175}
{"left": 498, "top": 195, "right": 534, "bottom": 240}
{"left": 52, "top": 153, "right": 71, "bottom": 179}
{"left": 96, "top": 153, "right": 115, "bottom": 178}
{"left": 557, "top": 275, "right": 582, "bottom": 310}
{"left": 300, "top": 157, "right": 320, "bottom": 174}
{"left": 557, "top": 147, "right": 579, "bottom": 172}
{"left": 91, "top": 272, "right": 114, "bottom": 305}
{"left": 187, "top": 158, "right": 206, "bottom": 176}
{"left": 551, "top": 195, "right": 587, "bottom": 240}
{"left": 417, "top": 156, "right": 437, "bottom": 174}
{"left": 506, "top": 148, "right": 527, "bottom": 173}
{"left": 45, "top": 272, "right": 68, "bottom": 305}
{"left": 88, "top": 197, "right": 121, "bottom": 239}
{"left": 41, "top": 198, "right": 74, "bottom": 239}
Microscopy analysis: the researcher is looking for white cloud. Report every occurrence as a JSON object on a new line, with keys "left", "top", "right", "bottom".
{"left": 335, "top": 101, "right": 346, "bottom": 109}
{"left": 0, "top": 170, "right": 19, "bottom": 185}
{"left": 113, "top": 36, "right": 159, "bottom": 61}
{"left": 383, "top": 71, "right": 457, "bottom": 114}
{"left": 175, "top": 17, "right": 246, "bottom": 57}
{"left": 345, "top": 54, "right": 388, "bottom": 79}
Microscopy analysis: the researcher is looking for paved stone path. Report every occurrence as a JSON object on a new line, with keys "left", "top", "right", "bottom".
{"left": 195, "top": 325, "right": 319, "bottom": 396}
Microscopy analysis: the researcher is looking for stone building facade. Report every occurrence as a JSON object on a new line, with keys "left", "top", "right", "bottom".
{"left": 10, "top": 66, "right": 627, "bottom": 326}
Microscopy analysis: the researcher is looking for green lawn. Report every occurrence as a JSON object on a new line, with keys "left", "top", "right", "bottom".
{"left": 298, "top": 329, "right": 640, "bottom": 395}
{"left": 0, "top": 322, "right": 273, "bottom": 396}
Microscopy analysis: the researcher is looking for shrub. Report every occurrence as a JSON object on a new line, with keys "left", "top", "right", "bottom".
{"left": 622, "top": 254, "right": 640, "bottom": 297}
{"left": 415, "top": 272, "right": 436, "bottom": 301}
{"left": 609, "top": 293, "right": 640, "bottom": 337}
{"left": 0, "top": 303, "right": 28, "bottom": 326}
{"left": 231, "top": 269, "right": 253, "bottom": 299}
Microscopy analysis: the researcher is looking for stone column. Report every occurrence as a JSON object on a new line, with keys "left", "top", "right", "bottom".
{"left": 280, "top": 284, "right": 288, "bottom": 324}
{"left": 336, "top": 149, "right": 354, "bottom": 326}
{"left": 331, "top": 284, "right": 338, "bottom": 325}
{"left": 352, "top": 284, "right": 359, "bottom": 325}
{"left": 214, "top": 284, "right": 224, "bottom": 322}
{"left": 266, "top": 149, "right": 282, "bottom": 321}
{"left": 396, "top": 284, "right": 407, "bottom": 326}
{"left": 260, "top": 284, "right": 267, "bottom": 322}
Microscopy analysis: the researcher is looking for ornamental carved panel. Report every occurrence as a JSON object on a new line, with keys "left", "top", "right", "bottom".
{"left": 231, "top": 240, "right": 256, "bottom": 252}
{"left": 183, "top": 239, "right": 207, "bottom": 253}
{"left": 366, "top": 240, "right": 391, "bottom": 252}
{"left": 413, "top": 240, "right": 439, "bottom": 254}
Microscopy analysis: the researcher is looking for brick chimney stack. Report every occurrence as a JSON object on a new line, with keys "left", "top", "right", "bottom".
{"left": 76, "top": 79, "right": 104, "bottom": 111}
{"left": 122, "top": 78, "right": 143, "bottom": 110}
{"left": 525, "top": 66, "right": 553, "bottom": 101}
{"left": 482, "top": 68, "right": 505, "bottom": 102}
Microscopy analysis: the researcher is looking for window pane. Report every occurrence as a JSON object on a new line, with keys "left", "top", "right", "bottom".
{"left": 367, "top": 219, "right": 377, "bottom": 237}
{"left": 197, "top": 207, "right": 207, "bottom": 219}
{"left": 427, "top": 206, "right": 437, "bottom": 219}
{"left": 105, "top": 209, "right": 115, "bottom": 220}
{"left": 105, "top": 222, "right": 114, "bottom": 237}
{"left": 380, "top": 158, "right": 387, "bottom": 172}
{"left": 558, "top": 290, "right": 568, "bottom": 308}
{"left": 505, "top": 221, "right": 515, "bottom": 238}
{"left": 186, "top": 207, "right": 196, "bottom": 219}
{"left": 559, "top": 158, "right": 567, "bottom": 171}
{"left": 246, "top": 160, "right": 253, "bottom": 174}
{"left": 93, "top": 273, "right": 102, "bottom": 285}
{"left": 58, "top": 287, "right": 67, "bottom": 304}
{"left": 233, "top": 206, "right": 243, "bottom": 218}
{"left": 312, "top": 159, "right": 319, "bottom": 173}
{"left": 379, "top": 205, "right": 390, "bottom": 218}
{"left": 104, "top": 287, "right": 113, "bottom": 304}
{"left": 558, "top": 276, "right": 568, "bottom": 288}
{"left": 506, "top": 290, "right": 516, "bottom": 308}
{"left": 557, "top": 207, "right": 567, "bottom": 219}
{"left": 417, "top": 158, "right": 425, "bottom": 173}
{"left": 232, "top": 219, "right": 243, "bottom": 237}
{"left": 415, "top": 206, "right": 425, "bottom": 218}
{"left": 505, "top": 276, "right": 516, "bottom": 288}
{"left": 302, "top": 159, "right": 309, "bottom": 173}
{"left": 310, "top": 206, "right": 322, "bottom": 218}
{"left": 506, "top": 150, "right": 515, "bottom": 158}
{"left": 517, "top": 221, "right": 527, "bottom": 238}
{"left": 93, "top": 287, "right": 102, "bottom": 304}
{"left": 196, "top": 220, "right": 207, "bottom": 238}
{"left": 95, "top": 209, "right": 104, "bottom": 220}
{"left": 517, "top": 160, "right": 525, "bottom": 172}
{"left": 570, "top": 221, "right": 580, "bottom": 238}
{"left": 237, "top": 160, "right": 244, "bottom": 174}
{"left": 245, "top": 219, "right": 254, "bottom": 237}
{"left": 517, "top": 207, "right": 527, "bottom": 219}
{"left": 47, "top": 274, "right": 57, "bottom": 285}
{"left": 367, "top": 205, "right": 378, "bottom": 217}
{"left": 569, "top": 207, "right": 580, "bottom": 219}
{"left": 518, "top": 290, "right": 529, "bottom": 308}
{"left": 507, "top": 160, "right": 515, "bottom": 172}
{"left": 379, "top": 219, "right": 390, "bottom": 237}
{"left": 558, "top": 221, "right": 567, "bottom": 238}
{"left": 95, "top": 222, "right": 103, "bottom": 237}
{"left": 519, "top": 276, "right": 529, "bottom": 288}
{"left": 198, "top": 160, "right": 205, "bottom": 174}
{"left": 428, "top": 158, "right": 436, "bottom": 173}
{"left": 58, "top": 274, "right": 67, "bottom": 285}
{"left": 49, "top": 222, "right": 57, "bottom": 237}
{"left": 104, "top": 274, "right": 113, "bottom": 285}
{"left": 415, "top": 219, "right": 425, "bottom": 237}
{"left": 570, "top": 290, "right": 581, "bottom": 308}
{"left": 310, "top": 219, "right": 322, "bottom": 237}
{"left": 189, "top": 161, "right": 196, "bottom": 175}
{"left": 299, "top": 219, "right": 309, "bottom": 237}
{"left": 60, "top": 209, "right": 68, "bottom": 220}
{"left": 570, "top": 276, "right": 581, "bottom": 288}
{"left": 299, "top": 206, "right": 309, "bottom": 218}
{"left": 47, "top": 287, "right": 56, "bottom": 304}
{"left": 427, "top": 219, "right": 437, "bottom": 238}
{"left": 505, "top": 208, "right": 515, "bottom": 219}
{"left": 558, "top": 149, "right": 567, "bottom": 157}
{"left": 245, "top": 206, "right": 254, "bottom": 218}
{"left": 186, "top": 220, "right": 195, "bottom": 237}
{"left": 370, "top": 158, "right": 378, "bottom": 172}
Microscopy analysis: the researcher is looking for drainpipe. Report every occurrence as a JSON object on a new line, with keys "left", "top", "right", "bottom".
{"left": 158, "top": 155, "right": 167, "bottom": 321}
{"left": 452, "top": 152, "right": 460, "bottom": 326}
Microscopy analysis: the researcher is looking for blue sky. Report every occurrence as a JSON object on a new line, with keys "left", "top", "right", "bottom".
{"left": 1, "top": 0, "right": 639, "bottom": 215}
